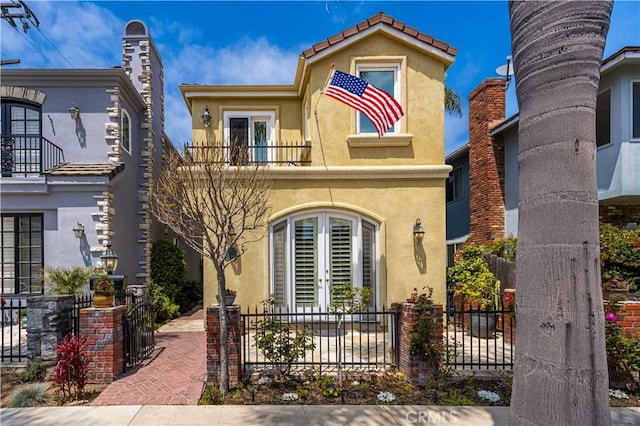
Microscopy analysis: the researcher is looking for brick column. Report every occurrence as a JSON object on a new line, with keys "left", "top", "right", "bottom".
{"left": 397, "top": 303, "right": 443, "bottom": 384}
{"left": 468, "top": 78, "right": 506, "bottom": 246}
{"left": 26, "top": 295, "right": 74, "bottom": 364}
{"left": 80, "top": 306, "right": 126, "bottom": 384}
{"left": 206, "top": 304, "right": 241, "bottom": 386}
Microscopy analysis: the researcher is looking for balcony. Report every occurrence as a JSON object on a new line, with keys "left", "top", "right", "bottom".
{"left": 1, "top": 136, "right": 65, "bottom": 177}
{"left": 183, "top": 142, "right": 311, "bottom": 166}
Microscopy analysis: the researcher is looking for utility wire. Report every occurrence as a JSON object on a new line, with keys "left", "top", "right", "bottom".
{"left": 13, "top": 26, "right": 55, "bottom": 67}
{"left": 34, "top": 26, "right": 74, "bottom": 67}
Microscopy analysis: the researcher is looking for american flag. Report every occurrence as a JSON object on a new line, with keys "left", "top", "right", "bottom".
{"left": 324, "top": 69, "right": 404, "bottom": 137}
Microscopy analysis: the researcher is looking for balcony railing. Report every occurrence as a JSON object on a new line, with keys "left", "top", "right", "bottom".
{"left": 183, "top": 142, "right": 311, "bottom": 166}
{"left": 1, "top": 135, "right": 65, "bottom": 177}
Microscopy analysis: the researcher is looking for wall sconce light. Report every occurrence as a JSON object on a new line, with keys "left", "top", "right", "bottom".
{"left": 69, "top": 104, "right": 80, "bottom": 120}
{"left": 100, "top": 244, "right": 119, "bottom": 274}
{"left": 201, "top": 106, "right": 212, "bottom": 127}
{"left": 413, "top": 218, "right": 425, "bottom": 242}
{"left": 72, "top": 222, "right": 85, "bottom": 239}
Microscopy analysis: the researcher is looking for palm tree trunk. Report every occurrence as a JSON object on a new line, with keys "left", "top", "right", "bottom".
{"left": 508, "top": 2, "right": 613, "bottom": 425}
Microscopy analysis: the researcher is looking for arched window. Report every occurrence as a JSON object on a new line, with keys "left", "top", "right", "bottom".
{"left": 1, "top": 100, "right": 42, "bottom": 176}
{"left": 121, "top": 109, "right": 131, "bottom": 153}
{"left": 270, "top": 210, "right": 378, "bottom": 312}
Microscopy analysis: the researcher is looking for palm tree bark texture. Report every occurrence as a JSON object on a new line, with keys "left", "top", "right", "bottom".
{"left": 508, "top": 1, "right": 613, "bottom": 425}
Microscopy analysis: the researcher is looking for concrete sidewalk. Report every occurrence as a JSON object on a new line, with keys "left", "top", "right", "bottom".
{"left": 1, "top": 405, "right": 639, "bottom": 425}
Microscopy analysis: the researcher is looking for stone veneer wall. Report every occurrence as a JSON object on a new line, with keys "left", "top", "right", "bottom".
{"left": 26, "top": 295, "right": 74, "bottom": 363}
{"left": 122, "top": 37, "right": 155, "bottom": 283}
{"left": 599, "top": 204, "right": 640, "bottom": 226}
{"left": 467, "top": 78, "right": 506, "bottom": 247}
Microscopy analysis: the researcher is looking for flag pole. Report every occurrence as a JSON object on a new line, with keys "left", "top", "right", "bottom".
{"left": 314, "top": 63, "right": 335, "bottom": 110}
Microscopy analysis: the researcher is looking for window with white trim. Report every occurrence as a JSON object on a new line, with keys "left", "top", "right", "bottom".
{"left": 121, "top": 109, "right": 131, "bottom": 153}
{"left": 356, "top": 63, "right": 401, "bottom": 135}
{"left": 270, "top": 210, "right": 378, "bottom": 311}
{"left": 632, "top": 81, "right": 640, "bottom": 140}
{"left": 596, "top": 88, "right": 611, "bottom": 147}
{"left": 223, "top": 111, "right": 275, "bottom": 165}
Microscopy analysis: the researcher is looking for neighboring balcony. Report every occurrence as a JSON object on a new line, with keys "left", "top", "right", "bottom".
{"left": 1, "top": 136, "right": 65, "bottom": 178}
{"left": 183, "top": 142, "right": 311, "bottom": 166}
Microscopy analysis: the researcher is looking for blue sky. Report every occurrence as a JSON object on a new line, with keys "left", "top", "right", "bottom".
{"left": 2, "top": 1, "right": 639, "bottom": 154}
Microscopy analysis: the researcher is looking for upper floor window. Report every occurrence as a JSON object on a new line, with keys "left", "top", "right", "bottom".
{"left": 446, "top": 166, "right": 463, "bottom": 203}
{"left": 121, "top": 109, "right": 131, "bottom": 153}
{"left": 223, "top": 111, "right": 275, "bottom": 165}
{"left": 1, "top": 100, "right": 42, "bottom": 176}
{"left": 596, "top": 88, "right": 611, "bottom": 147}
{"left": 632, "top": 81, "right": 640, "bottom": 140}
{"left": 356, "top": 63, "right": 401, "bottom": 135}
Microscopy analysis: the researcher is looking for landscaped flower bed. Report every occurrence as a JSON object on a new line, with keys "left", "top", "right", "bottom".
{"left": 203, "top": 370, "right": 516, "bottom": 406}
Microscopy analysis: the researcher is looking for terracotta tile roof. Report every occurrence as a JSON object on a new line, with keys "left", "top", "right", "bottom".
{"left": 302, "top": 12, "right": 457, "bottom": 59}
{"left": 45, "top": 163, "right": 125, "bottom": 179}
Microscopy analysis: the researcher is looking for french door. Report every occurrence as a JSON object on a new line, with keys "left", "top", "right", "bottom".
{"left": 271, "top": 211, "right": 377, "bottom": 312}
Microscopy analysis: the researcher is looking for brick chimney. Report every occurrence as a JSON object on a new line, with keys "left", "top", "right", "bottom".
{"left": 467, "top": 78, "right": 506, "bottom": 246}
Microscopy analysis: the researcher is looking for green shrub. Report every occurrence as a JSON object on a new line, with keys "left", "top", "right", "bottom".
{"left": 45, "top": 266, "right": 96, "bottom": 296}
{"left": 7, "top": 383, "right": 49, "bottom": 407}
{"left": 482, "top": 237, "right": 517, "bottom": 262}
{"left": 198, "top": 384, "right": 223, "bottom": 405}
{"left": 20, "top": 360, "right": 47, "bottom": 383}
{"left": 151, "top": 240, "right": 186, "bottom": 304}
{"left": 600, "top": 223, "right": 640, "bottom": 289}
{"left": 253, "top": 316, "right": 316, "bottom": 377}
{"left": 148, "top": 279, "right": 180, "bottom": 324}
{"left": 176, "top": 279, "right": 203, "bottom": 312}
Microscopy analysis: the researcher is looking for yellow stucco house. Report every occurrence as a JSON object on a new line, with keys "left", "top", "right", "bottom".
{"left": 180, "top": 13, "right": 457, "bottom": 312}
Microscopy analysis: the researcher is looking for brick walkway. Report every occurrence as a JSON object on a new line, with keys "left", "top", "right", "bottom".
{"left": 91, "top": 308, "right": 206, "bottom": 406}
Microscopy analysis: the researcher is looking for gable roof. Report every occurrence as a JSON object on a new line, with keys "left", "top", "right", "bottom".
{"left": 302, "top": 12, "right": 457, "bottom": 63}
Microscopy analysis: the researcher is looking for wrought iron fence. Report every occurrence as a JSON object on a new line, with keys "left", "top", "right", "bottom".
{"left": 73, "top": 294, "right": 93, "bottom": 337}
{"left": 240, "top": 305, "right": 398, "bottom": 375}
{"left": 1, "top": 297, "right": 28, "bottom": 362}
{"left": 445, "top": 293, "right": 515, "bottom": 370}
{"left": 123, "top": 294, "right": 155, "bottom": 370}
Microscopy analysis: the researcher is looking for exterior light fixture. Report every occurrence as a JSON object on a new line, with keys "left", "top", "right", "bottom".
{"left": 72, "top": 222, "right": 85, "bottom": 239}
{"left": 101, "top": 244, "right": 119, "bottom": 274}
{"left": 69, "top": 104, "right": 80, "bottom": 120}
{"left": 413, "top": 218, "right": 425, "bottom": 242}
{"left": 201, "top": 106, "right": 212, "bottom": 127}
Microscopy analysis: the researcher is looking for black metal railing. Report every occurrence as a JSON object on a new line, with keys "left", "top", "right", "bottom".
{"left": 1, "top": 297, "right": 28, "bottom": 362}
{"left": 445, "top": 293, "right": 514, "bottom": 370}
{"left": 1, "top": 135, "right": 65, "bottom": 177}
{"left": 184, "top": 142, "right": 311, "bottom": 166}
{"left": 73, "top": 294, "right": 94, "bottom": 337}
{"left": 241, "top": 305, "right": 397, "bottom": 374}
{"left": 123, "top": 294, "right": 155, "bottom": 370}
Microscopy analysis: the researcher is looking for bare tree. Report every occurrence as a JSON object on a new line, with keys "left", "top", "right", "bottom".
{"left": 508, "top": 1, "right": 613, "bottom": 425}
{"left": 151, "top": 143, "right": 271, "bottom": 392}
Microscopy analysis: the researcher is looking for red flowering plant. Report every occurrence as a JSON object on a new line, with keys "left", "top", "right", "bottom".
{"left": 503, "top": 292, "right": 516, "bottom": 319}
{"left": 603, "top": 278, "right": 632, "bottom": 291}
{"left": 93, "top": 275, "right": 115, "bottom": 295}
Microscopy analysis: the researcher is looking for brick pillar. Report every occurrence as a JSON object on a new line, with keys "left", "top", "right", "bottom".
{"left": 80, "top": 306, "right": 126, "bottom": 384}
{"left": 397, "top": 303, "right": 443, "bottom": 384}
{"left": 206, "top": 304, "right": 241, "bottom": 386}
{"left": 468, "top": 78, "right": 506, "bottom": 246}
{"left": 26, "top": 295, "right": 74, "bottom": 364}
